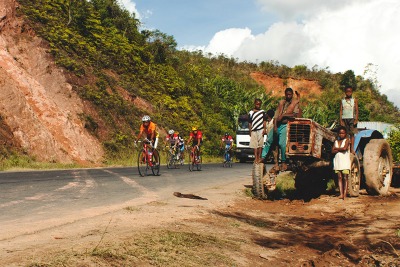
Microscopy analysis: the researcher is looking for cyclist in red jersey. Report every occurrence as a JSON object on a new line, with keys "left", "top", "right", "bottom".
{"left": 187, "top": 126, "right": 203, "bottom": 148}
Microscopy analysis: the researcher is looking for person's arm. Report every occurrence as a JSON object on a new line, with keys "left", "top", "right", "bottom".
{"left": 289, "top": 104, "right": 302, "bottom": 118}
{"left": 354, "top": 98, "right": 359, "bottom": 124}
{"left": 263, "top": 113, "right": 267, "bottom": 135}
{"left": 174, "top": 137, "right": 179, "bottom": 147}
{"left": 136, "top": 130, "right": 143, "bottom": 141}
{"left": 332, "top": 141, "right": 338, "bottom": 154}
{"left": 340, "top": 138, "right": 350, "bottom": 152}
{"left": 276, "top": 101, "right": 284, "bottom": 122}
{"left": 187, "top": 133, "right": 193, "bottom": 147}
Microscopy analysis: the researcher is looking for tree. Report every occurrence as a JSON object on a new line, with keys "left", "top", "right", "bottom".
{"left": 340, "top": 70, "right": 357, "bottom": 91}
{"left": 388, "top": 124, "right": 400, "bottom": 162}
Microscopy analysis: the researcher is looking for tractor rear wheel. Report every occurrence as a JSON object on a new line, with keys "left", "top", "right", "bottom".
{"left": 363, "top": 139, "right": 393, "bottom": 196}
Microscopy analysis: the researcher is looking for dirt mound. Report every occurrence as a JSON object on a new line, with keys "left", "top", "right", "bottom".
{"left": 250, "top": 72, "right": 322, "bottom": 99}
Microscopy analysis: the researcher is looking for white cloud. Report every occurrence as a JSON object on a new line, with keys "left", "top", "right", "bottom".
{"left": 119, "top": 0, "right": 141, "bottom": 19}
{"left": 200, "top": 0, "right": 400, "bottom": 108}
{"left": 256, "top": 0, "right": 370, "bottom": 20}
{"left": 204, "top": 28, "right": 254, "bottom": 56}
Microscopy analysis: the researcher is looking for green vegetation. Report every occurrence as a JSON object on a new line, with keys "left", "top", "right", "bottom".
{"left": 0, "top": 152, "right": 79, "bottom": 171}
{"left": 388, "top": 124, "right": 400, "bottom": 162}
{"left": 15, "top": 0, "right": 400, "bottom": 164}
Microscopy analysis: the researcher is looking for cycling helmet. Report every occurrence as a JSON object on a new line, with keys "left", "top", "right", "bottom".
{"left": 142, "top": 115, "right": 151, "bottom": 122}
{"left": 168, "top": 129, "right": 174, "bottom": 135}
{"left": 192, "top": 126, "right": 197, "bottom": 131}
{"left": 225, "top": 132, "right": 229, "bottom": 136}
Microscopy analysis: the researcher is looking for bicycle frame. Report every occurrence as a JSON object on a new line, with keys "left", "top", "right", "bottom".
{"left": 189, "top": 145, "right": 201, "bottom": 171}
{"left": 140, "top": 140, "right": 154, "bottom": 167}
{"left": 136, "top": 139, "right": 160, "bottom": 176}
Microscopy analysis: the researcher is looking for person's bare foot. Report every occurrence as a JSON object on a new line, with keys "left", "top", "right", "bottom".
{"left": 280, "top": 163, "right": 288, "bottom": 171}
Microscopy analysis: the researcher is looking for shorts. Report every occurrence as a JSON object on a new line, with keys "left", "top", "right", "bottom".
{"left": 342, "top": 119, "right": 358, "bottom": 136}
{"left": 335, "top": 169, "right": 350, "bottom": 174}
{"left": 250, "top": 129, "right": 264, "bottom": 148}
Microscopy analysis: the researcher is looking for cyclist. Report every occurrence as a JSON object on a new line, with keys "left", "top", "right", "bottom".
{"left": 220, "top": 132, "right": 234, "bottom": 163}
{"left": 165, "top": 129, "right": 179, "bottom": 159}
{"left": 136, "top": 115, "right": 159, "bottom": 163}
{"left": 187, "top": 126, "right": 203, "bottom": 160}
{"left": 165, "top": 129, "right": 178, "bottom": 147}
{"left": 176, "top": 131, "right": 185, "bottom": 164}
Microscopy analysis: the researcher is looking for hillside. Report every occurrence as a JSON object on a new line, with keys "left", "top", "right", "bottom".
{"left": 0, "top": 0, "right": 103, "bottom": 164}
{"left": 250, "top": 72, "right": 322, "bottom": 100}
{"left": 0, "top": 0, "right": 399, "bottom": 166}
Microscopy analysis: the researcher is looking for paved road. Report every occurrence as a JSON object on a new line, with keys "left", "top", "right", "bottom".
{"left": 0, "top": 162, "right": 256, "bottom": 240}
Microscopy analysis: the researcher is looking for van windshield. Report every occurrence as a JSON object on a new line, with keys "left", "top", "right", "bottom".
{"left": 237, "top": 120, "right": 249, "bottom": 131}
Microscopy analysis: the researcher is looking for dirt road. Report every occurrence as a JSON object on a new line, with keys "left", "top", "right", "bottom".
{"left": 2, "top": 177, "right": 400, "bottom": 266}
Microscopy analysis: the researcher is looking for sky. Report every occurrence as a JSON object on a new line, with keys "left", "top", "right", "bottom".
{"left": 121, "top": 0, "right": 400, "bottom": 109}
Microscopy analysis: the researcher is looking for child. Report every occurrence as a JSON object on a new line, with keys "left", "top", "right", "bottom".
{"left": 248, "top": 98, "right": 266, "bottom": 163}
{"left": 339, "top": 86, "right": 358, "bottom": 153}
{"left": 332, "top": 126, "right": 351, "bottom": 200}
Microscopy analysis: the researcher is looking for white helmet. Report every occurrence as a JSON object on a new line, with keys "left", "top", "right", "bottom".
{"left": 168, "top": 129, "right": 174, "bottom": 135}
{"left": 141, "top": 115, "right": 151, "bottom": 122}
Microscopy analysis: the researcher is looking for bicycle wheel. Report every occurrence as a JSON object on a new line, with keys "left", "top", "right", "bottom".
{"left": 166, "top": 151, "right": 173, "bottom": 169}
{"left": 196, "top": 151, "right": 202, "bottom": 171}
{"left": 223, "top": 152, "right": 228, "bottom": 167}
{"left": 189, "top": 151, "right": 194, "bottom": 171}
{"left": 137, "top": 150, "right": 149, "bottom": 177}
{"left": 227, "top": 153, "right": 232, "bottom": 168}
{"left": 151, "top": 149, "right": 160, "bottom": 176}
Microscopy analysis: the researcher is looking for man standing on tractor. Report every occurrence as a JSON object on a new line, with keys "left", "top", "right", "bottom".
{"left": 275, "top": 88, "right": 302, "bottom": 171}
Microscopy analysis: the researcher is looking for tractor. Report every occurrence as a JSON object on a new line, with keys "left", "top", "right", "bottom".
{"left": 252, "top": 118, "right": 393, "bottom": 199}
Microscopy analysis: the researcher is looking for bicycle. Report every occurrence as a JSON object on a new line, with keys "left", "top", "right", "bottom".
{"left": 135, "top": 139, "right": 160, "bottom": 176}
{"left": 222, "top": 147, "right": 233, "bottom": 168}
{"left": 166, "top": 145, "right": 181, "bottom": 169}
{"left": 189, "top": 145, "right": 202, "bottom": 171}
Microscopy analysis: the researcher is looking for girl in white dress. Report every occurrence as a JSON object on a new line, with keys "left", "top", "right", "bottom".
{"left": 332, "top": 126, "right": 351, "bottom": 200}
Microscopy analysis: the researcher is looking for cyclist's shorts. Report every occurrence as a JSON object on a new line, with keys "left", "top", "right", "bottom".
{"left": 225, "top": 144, "right": 232, "bottom": 150}
{"left": 191, "top": 141, "right": 202, "bottom": 148}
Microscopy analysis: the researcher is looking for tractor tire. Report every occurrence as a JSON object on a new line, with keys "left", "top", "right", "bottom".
{"left": 363, "top": 139, "right": 393, "bottom": 196}
{"left": 348, "top": 153, "right": 361, "bottom": 197}
{"left": 252, "top": 163, "right": 268, "bottom": 199}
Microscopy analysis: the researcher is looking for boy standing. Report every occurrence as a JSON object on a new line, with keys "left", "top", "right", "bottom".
{"left": 339, "top": 86, "right": 359, "bottom": 153}
{"left": 248, "top": 98, "right": 266, "bottom": 163}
